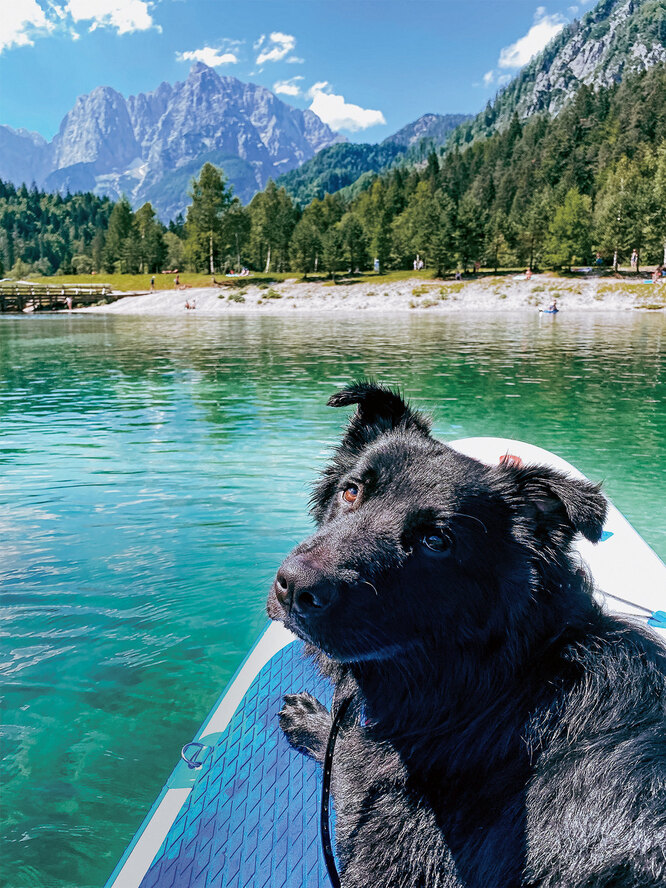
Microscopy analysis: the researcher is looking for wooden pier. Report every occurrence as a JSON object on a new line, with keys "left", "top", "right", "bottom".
{"left": 0, "top": 281, "right": 122, "bottom": 313}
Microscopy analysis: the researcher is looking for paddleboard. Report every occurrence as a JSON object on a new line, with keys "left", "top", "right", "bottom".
{"left": 105, "top": 438, "right": 666, "bottom": 888}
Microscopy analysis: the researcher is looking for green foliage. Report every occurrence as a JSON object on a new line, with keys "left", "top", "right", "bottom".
{"left": 338, "top": 213, "right": 367, "bottom": 272}
{"left": 546, "top": 188, "right": 593, "bottom": 269}
{"left": 72, "top": 254, "right": 93, "bottom": 274}
{"left": 277, "top": 142, "right": 406, "bottom": 204}
{"left": 321, "top": 224, "right": 345, "bottom": 277}
{"left": 0, "top": 180, "right": 113, "bottom": 275}
{"left": 135, "top": 202, "right": 167, "bottom": 273}
{"left": 164, "top": 230, "right": 185, "bottom": 270}
{"left": 290, "top": 217, "right": 321, "bottom": 275}
{"left": 185, "top": 163, "right": 234, "bottom": 273}
{"left": 103, "top": 196, "right": 134, "bottom": 272}
{"left": 247, "top": 180, "right": 298, "bottom": 272}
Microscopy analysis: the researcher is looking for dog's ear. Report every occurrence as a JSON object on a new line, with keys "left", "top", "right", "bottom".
{"left": 327, "top": 381, "right": 431, "bottom": 442}
{"left": 311, "top": 382, "right": 431, "bottom": 524}
{"left": 503, "top": 463, "right": 607, "bottom": 543}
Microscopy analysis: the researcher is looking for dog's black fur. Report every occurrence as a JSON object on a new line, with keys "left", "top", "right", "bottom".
{"left": 266, "top": 383, "right": 666, "bottom": 888}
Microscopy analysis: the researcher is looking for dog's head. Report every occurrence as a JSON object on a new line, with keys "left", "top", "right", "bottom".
{"left": 267, "top": 383, "right": 607, "bottom": 664}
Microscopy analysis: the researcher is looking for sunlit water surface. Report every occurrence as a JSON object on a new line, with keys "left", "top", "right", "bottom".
{"left": 1, "top": 312, "right": 664, "bottom": 887}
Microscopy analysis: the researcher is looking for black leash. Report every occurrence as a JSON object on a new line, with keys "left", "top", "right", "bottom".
{"left": 320, "top": 695, "right": 353, "bottom": 888}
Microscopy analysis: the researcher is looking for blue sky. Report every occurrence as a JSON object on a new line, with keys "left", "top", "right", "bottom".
{"left": 1, "top": 0, "right": 596, "bottom": 143}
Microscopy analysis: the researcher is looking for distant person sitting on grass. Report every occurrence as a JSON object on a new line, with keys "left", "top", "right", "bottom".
{"left": 174, "top": 273, "right": 180, "bottom": 287}
{"left": 151, "top": 276, "right": 155, "bottom": 290}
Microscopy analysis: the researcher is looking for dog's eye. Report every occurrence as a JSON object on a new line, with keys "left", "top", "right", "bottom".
{"left": 342, "top": 484, "right": 359, "bottom": 504}
{"left": 421, "top": 530, "right": 452, "bottom": 555}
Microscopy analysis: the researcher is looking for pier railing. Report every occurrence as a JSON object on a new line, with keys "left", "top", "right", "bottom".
{"left": 0, "top": 282, "right": 126, "bottom": 313}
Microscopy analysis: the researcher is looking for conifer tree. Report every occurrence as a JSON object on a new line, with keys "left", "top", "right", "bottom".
{"left": 338, "top": 214, "right": 366, "bottom": 273}
{"left": 135, "top": 202, "right": 167, "bottom": 273}
{"left": 103, "top": 196, "right": 133, "bottom": 272}
{"left": 290, "top": 218, "right": 321, "bottom": 276}
{"left": 186, "top": 163, "right": 233, "bottom": 273}
{"left": 546, "top": 188, "right": 593, "bottom": 271}
{"left": 222, "top": 199, "right": 251, "bottom": 270}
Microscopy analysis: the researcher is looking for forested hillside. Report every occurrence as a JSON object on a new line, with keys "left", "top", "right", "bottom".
{"left": 0, "top": 183, "right": 113, "bottom": 276}
{"left": 276, "top": 114, "right": 471, "bottom": 205}
{"left": 2, "top": 65, "right": 665, "bottom": 278}
{"left": 275, "top": 142, "right": 405, "bottom": 206}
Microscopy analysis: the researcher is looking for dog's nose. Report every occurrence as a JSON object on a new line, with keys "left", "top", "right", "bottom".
{"left": 274, "top": 554, "right": 334, "bottom": 614}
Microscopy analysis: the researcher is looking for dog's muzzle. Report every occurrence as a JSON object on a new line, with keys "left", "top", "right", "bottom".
{"left": 272, "top": 552, "right": 338, "bottom": 618}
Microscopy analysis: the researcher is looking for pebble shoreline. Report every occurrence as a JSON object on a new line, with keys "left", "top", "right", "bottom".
{"left": 78, "top": 275, "right": 666, "bottom": 315}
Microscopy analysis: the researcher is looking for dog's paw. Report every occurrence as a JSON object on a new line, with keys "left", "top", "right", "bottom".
{"left": 279, "top": 693, "right": 332, "bottom": 761}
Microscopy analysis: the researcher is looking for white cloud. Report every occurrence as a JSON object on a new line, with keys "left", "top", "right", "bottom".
{"left": 483, "top": 70, "right": 495, "bottom": 86}
{"left": 177, "top": 47, "right": 238, "bottom": 67}
{"left": 256, "top": 31, "right": 295, "bottom": 64}
{"left": 497, "top": 73, "right": 512, "bottom": 86}
{"left": 498, "top": 6, "right": 566, "bottom": 69}
{"left": 273, "top": 76, "right": 303, "bottom": 97}
{"left": 0, "top": 0, "right": 54, "bottom": 52}
{"left": 307, "top": 81, "right": 330, "bottom": 98}
{"left": 66, "top": 0, "right": 155, "bottom": 35}
{"left": 308, "top": 83, "right": 385, "bottom": 132}
{"left": 286, "top": 56, "right": 304, "bottom": 64}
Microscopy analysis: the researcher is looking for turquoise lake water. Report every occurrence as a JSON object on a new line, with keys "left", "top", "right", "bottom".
{"left": 1, "top": 312, "right": 665, "bottom": 887}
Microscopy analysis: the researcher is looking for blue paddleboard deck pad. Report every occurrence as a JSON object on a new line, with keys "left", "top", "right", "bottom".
{"left": 141, "top": 639, "right": 333, "bottom": 888}
{"left": 106, "top": 438, "right": 666, "bottom": 888}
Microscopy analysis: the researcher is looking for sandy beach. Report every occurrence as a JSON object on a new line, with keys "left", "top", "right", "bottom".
{"left": 78, "top": 274, "right": 666, "bottom": 315}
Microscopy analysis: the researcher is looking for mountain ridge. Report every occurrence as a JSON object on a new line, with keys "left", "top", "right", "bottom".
{"left": 0, "top": 64, "right": 344, "bottom": 221}
{"left": 276, "top": 113, "right": 471, "bottom": 204}
{"left": 449, "top": 0, "right": 666, "bottom": 146}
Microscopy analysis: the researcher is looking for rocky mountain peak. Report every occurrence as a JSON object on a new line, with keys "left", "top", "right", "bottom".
{"left": 51, "top": 85, "right": 139, "bottom": 172}
{"left": 2, "top": 64, "right": 344, "bottom": 220}
{"left": 383, "top": 113, "right": 473, "bottom": 148}
{"left": 488, "top": 0, "right": 665, "bottom": 129}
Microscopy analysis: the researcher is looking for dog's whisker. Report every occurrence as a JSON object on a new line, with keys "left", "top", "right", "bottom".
{"left": 450, "top": 512, "right": 489, "bottom": 534}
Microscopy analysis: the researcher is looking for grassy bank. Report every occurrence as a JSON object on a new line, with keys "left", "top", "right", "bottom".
{"left": 31, "top": 266, "right": 663, "bottom": 294}
{"left": 31, "top": 271, "right": 302, "bottom": 292}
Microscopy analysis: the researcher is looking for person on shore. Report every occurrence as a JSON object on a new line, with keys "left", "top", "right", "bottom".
{"left": 525, "top": 268, "right": 533, "bottom": 280}
{"left": 630, "top": 249, "right": 638, "bottom": 271}
{"left": 150, "top": 276, "right": 155, "bottom": 290}
{"left": 174, "top": 273, "right": 180, "bottom": 287}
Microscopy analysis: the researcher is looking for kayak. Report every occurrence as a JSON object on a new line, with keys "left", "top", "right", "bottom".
{"left": 104, "top": 438, "right": 666, "bottom": 888}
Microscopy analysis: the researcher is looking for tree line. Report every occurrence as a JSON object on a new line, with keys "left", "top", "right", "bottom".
{"left": 1, "top": 64, "right": 665, "bottom": 280}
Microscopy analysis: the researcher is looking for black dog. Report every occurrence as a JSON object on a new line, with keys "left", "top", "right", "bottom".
{"left": 267, "top": 383, "right": 666, "bottom": 888}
